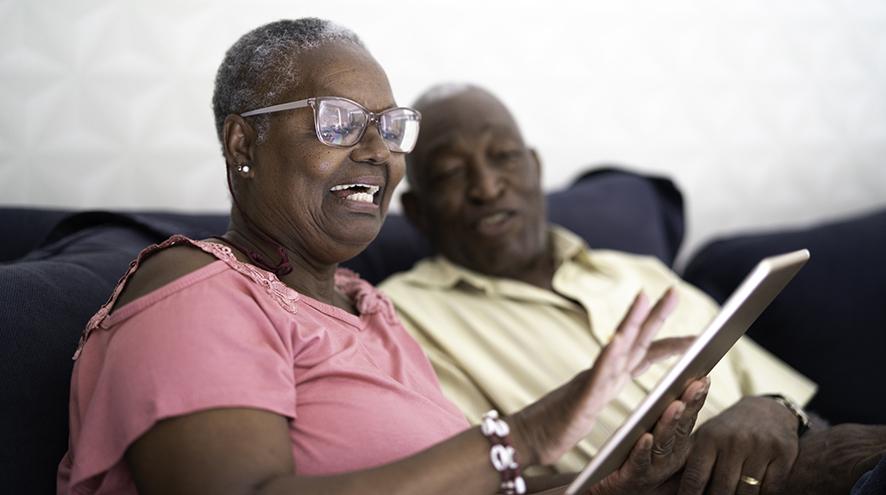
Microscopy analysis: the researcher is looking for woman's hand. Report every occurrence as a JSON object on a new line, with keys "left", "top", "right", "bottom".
{"left": 511, "top": 288, "right": 693, "bottom": 466}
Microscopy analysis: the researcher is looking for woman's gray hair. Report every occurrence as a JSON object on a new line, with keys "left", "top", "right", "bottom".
{"left": 212, "top": 18, "right": 365, "bottom": 148}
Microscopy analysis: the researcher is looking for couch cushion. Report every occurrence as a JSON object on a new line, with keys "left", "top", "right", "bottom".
{"left": 683, "top": 208, "right": 886, "bottom": 424}
{"left": 0, "top": 208, "right": 73, "bottom": 262}
{"left": 0, "top": 225, "right": 162, "bottom": 492}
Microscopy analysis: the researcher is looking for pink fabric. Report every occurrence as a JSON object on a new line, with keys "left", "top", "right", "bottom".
{"left": 58, "top": 236, "right": 469, "bottom": 494}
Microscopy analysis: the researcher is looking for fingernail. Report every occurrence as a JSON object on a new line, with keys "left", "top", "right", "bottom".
{"left": 674, "top": 403, "right": 685, "bottom": 420}
{"left": 694, "top": 385, "right": 708, "bottom": 401}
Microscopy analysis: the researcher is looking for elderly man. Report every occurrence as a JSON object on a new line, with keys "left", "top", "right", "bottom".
{"left": 381, "top": 84, "right": 885, "bottom": 494}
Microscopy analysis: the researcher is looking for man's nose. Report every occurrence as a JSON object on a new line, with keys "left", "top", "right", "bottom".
{"left": 350, "top": 123, "right": 391, "bottom": 165}
{"left": 467, "top": 164, "right": 504, "bottom": 202}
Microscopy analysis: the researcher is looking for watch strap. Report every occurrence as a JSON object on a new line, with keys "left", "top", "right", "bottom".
{"left": 763, "top": 394, "right": 810, "bottom": 436}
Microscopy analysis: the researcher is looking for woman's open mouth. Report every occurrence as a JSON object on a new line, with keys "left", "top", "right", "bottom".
{"left": 329, "top": 183, "right": 381, "bottom": 205}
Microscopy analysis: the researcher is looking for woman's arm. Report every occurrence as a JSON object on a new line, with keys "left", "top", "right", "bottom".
{"left": 126, "top": 290, "right": 688, "bottom": 495}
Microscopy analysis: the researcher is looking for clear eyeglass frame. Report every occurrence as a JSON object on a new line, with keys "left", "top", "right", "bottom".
{"left": 240, "top": 96, "right": 421, "bottom": 153}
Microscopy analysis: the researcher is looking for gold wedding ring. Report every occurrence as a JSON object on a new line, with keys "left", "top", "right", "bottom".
{"left": 740, "top": 475, "right": 761, "bottom": 486}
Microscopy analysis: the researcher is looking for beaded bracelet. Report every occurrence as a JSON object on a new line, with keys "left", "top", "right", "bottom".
{"left": 480, "top": 410, "right": 527, "bottom": 495}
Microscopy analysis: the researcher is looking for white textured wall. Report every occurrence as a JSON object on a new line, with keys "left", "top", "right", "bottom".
{"left": 2, "top": 0, "right": 885, "bottom": 258}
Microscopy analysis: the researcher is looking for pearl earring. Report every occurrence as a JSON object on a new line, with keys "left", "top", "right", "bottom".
{"left": 237, "top": 163, "right": 251, "bottom": 174}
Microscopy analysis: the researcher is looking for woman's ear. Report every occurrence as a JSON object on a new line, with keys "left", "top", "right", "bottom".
{"left": 223, "top": 114, "right": 257, "bottom": 175}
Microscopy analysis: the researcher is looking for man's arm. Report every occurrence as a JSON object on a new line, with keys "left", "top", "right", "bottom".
{"left": 786, "top": 424, "right": 886, "bottom": 495}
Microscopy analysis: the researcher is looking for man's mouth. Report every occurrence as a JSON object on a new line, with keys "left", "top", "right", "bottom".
{"left": 473, "top": 210, "right": 517, "bottom": 236}
{"left": 329, "top": 183, "right": 381, "bottom": 204}
{"left": 477, "top": 211, "right": 512, "bottom": 227}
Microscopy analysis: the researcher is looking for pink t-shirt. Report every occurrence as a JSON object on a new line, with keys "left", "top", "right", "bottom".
{"left": 57, "top": 236, "right": 469, "bottom": 494}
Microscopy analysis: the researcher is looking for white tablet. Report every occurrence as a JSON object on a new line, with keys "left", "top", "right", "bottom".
{"left": 566, "top": 249, "right": 810, "bottom": 495}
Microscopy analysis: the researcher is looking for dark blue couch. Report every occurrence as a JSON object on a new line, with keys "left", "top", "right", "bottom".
{"left": 2, "top": 167, "right": 884, "bottom": 492}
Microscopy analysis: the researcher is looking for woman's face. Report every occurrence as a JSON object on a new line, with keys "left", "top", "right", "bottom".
{"left": 244, "top": 42, "right": 406, "bottom": 265}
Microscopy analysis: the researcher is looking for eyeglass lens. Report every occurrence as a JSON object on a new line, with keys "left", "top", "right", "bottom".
{"left": 315, "top": 99, "right": 419, "bottom": 153}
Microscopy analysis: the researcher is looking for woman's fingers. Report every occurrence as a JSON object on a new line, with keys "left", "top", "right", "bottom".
{"left": 627, "top": 287, "right": 679, "bottom": 370}
{"left": 631, "top": 336, "right": 695, "bottom": 377}
{"left": 610, "top": 291, "right": 653, "bottom": 350}
{"left": 594, "top": 292, "right": 652, "bottom": 384}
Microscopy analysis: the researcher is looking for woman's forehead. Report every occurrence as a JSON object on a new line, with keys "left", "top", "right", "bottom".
{"left": 292, "top": 43, "right": 395, "bottom": 110}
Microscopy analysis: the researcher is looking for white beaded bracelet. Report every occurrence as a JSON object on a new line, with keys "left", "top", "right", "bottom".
{"left": 481, "top": 410, "right": 527, "bottom": 495}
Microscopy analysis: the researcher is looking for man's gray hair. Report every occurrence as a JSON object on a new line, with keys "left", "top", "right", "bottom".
{"left": 212, "top": 18, "right": 364, "bottom": 148}
{"left": 412, "top": 82, "right": 476, "bottom": 112}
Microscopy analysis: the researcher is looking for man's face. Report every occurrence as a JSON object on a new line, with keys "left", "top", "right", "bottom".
{"left": 407, "top": 89, "right": 547, "bottom": 277}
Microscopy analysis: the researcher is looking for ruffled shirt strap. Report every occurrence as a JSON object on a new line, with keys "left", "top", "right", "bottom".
{"left": 73, "top": 235, "right": 301, "bottom": 360}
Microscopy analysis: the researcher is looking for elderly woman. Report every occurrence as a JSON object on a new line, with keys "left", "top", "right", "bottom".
{"left": 57, "top": 19, "right": 708, "bottom": 495}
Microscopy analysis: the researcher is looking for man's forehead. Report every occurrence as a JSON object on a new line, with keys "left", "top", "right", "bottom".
{"left": 421, "top": 123, "right": 520, "bottom": 156}
{"left": 421, "top": 95, "right": 519, "bottom": 144}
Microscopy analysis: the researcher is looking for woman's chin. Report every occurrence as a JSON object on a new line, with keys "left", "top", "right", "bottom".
{"left": 326, "top": 224, "right": 382, "bottom": 262}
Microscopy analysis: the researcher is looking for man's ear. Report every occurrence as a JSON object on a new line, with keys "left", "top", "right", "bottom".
{"left": 528, "top": 147, "right": 543, "bottom": 181}
{"left": 223, "top": 114, "right": 257, "bottom": 175}
{"left": 401, "top": 190, "right": 429, "bottom": 236}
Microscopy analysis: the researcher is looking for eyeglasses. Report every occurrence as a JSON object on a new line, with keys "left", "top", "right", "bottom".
{"left": 240, "top": 96, "right": 421, "bottom": 153}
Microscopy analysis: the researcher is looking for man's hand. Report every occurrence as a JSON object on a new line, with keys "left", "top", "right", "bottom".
{"left": 678, "top": 396, "right": 800, "bottom": 495}
{"left": 587, "top": 377, "right": 711, "bottom": 495}
{"left": 784, "top": 424, "right": 886, "bottom": 495}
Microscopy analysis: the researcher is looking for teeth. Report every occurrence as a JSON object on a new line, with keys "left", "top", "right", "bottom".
{"left": 479, "top": 212, "right": 509, "bottom": 226}
{"left": 346, "top": 192, "right": 375, "bottom": 203}
{"left": 330, "top": 183, "right": 380, "bottom": 195}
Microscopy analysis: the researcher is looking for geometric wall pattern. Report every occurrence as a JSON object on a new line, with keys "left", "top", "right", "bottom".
{"left": 2, "top": 0, "right": 884, "bottom": 260}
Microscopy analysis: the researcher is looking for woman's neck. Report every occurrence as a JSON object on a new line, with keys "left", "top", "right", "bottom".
{"left": 220, "top": 220, "right": 352, "bottom": 313}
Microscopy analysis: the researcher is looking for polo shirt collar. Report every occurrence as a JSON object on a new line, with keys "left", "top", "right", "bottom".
{"left": 399, "top": 224, "right": 598, "bottom": 295}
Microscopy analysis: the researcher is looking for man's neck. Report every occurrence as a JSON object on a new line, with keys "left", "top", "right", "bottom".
{"left": 510, "top": 249, "right": 557, "bottom": 291}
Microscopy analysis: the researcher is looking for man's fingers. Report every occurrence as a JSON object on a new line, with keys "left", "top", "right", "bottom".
{"left": 760, "top": 457, "right": 791, "bottom": 495}
{"left": 706, "top": 450, "right": 744, "bottom": 495}
{"left": 734, "top": 458, "right": 768, "bottom": 495}
{"left": 677, "top": 444, "right": 716, "bottom": 495}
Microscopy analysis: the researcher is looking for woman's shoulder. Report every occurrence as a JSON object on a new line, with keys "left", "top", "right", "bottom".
{"left": 113, "top": 238, "right": 224, "bottom": 311}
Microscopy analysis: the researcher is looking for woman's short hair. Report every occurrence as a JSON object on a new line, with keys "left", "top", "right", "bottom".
{"left": 211, "top": 18, "right": 364, "bottom": 147}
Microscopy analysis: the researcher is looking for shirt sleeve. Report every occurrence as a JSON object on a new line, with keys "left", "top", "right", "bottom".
{"left": 69, "top": 268, "right": 297, "bottom": 489}
{"left": 725, "top": 336, "right": 818, "bottom": 405}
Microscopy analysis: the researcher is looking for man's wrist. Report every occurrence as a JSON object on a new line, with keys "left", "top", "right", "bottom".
{"left": 762, "top": 394, "right": 811, "bottom": 436}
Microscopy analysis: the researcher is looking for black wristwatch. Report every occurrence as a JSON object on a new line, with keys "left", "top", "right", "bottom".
{"left": 763, "top": 394, "right": 810, "bottom": 436}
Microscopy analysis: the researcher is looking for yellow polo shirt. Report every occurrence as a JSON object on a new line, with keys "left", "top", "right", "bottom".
{"left": 380, "top": 226, "right": 816, "bottom": 472}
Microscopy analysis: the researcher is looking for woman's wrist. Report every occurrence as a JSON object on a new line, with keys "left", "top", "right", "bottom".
{"left": 506, "top": 410, "right": 541, "bottom": 468}
{"left": 481, "top": 410, "right": 527, "bottom": 494}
